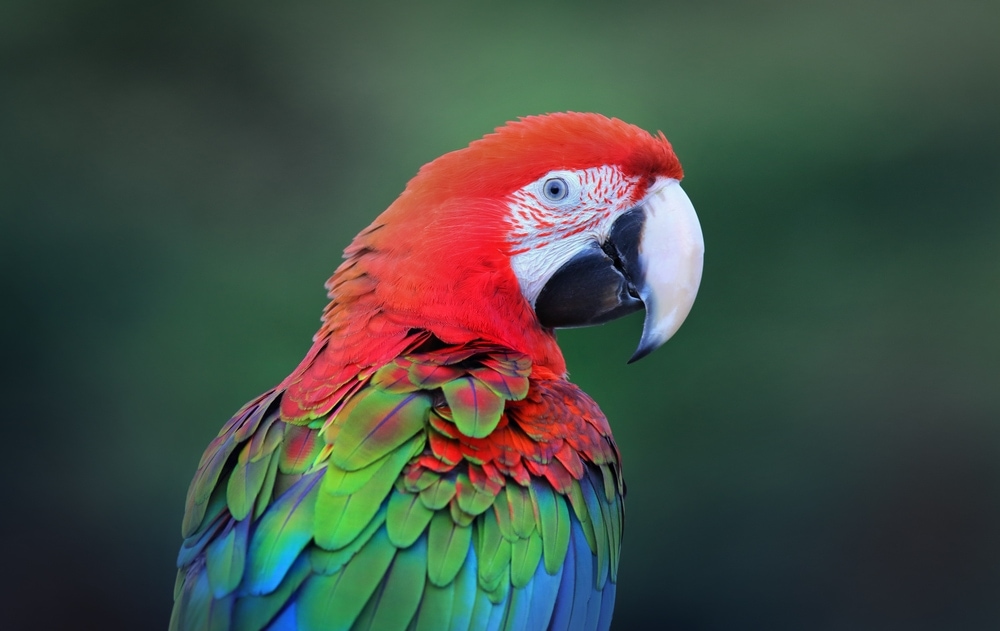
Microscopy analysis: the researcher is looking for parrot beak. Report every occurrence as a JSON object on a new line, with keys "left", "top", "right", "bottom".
{"left": 534, "top": 178, "right": 704, "bottom": 362}
{"left": 624, "top": 179, "right": 704, "bottom": 361}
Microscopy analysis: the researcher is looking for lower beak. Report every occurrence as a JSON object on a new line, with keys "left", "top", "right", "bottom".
{"left": 534, "top": 178, "right": 704, "bottom": 362}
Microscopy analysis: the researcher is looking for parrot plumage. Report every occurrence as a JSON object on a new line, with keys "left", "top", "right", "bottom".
{"left": 171, "top": 112, "right": 704, "bottom": 631}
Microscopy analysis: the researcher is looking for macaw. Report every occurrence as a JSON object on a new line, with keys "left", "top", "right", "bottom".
{"left": 171, "top": 112, "right": 704, "bottom": 631}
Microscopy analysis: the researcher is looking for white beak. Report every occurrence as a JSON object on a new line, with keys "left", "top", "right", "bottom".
{"left": 630, "top": 178, "right": 704, "bottom": 361}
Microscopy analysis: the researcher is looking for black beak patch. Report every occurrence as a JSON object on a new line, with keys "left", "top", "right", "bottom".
{"left": 534, "top": 207, "right": 647, "bottom": 329}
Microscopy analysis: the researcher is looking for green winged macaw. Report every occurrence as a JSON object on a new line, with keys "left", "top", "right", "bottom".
{"left": 171, "top": 112, "right": 704, "bottom": 631}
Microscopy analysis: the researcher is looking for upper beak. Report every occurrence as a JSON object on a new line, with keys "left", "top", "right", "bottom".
{"left": 624, "top": 179, "right": 704, "bottom": 361}
{"left": 534, "top": 178, "right": 704, "bottom": 362}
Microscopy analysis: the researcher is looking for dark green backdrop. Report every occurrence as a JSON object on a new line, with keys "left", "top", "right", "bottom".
{"left": 2, "top": 1, "right": 998, "bottom": 629}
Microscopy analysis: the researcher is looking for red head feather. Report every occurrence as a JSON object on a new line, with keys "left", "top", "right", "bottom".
{"left": 406, "top": 112, "right": 682, "bottom": 201}
{"left": 281, "top": 113, "right": 682, "bottom": 420}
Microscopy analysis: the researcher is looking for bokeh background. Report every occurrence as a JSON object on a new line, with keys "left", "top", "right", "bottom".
{"left": 2, "top": 0, "right": 998, "bottom": 629}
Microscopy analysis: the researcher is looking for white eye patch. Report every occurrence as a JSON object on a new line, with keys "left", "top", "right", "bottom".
{"left": 507, "top": 166, "right": 641, "bottom": 305}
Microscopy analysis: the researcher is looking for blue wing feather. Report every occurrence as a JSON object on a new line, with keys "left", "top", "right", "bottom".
{"left": 264, "top": 604, "right": 296, "bottom": 631}
{"left": 445, "top": 546, "right": 478, "bottom": 631}
{"left": 596, "top": 581, "right": 617, "bottom": 631}
{"left": 524, "top": 554, "right": 563, "bottom": 630}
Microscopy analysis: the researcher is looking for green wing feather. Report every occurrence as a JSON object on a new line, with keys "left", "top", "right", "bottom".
{"left": 360, "top": 534, "right": 427, "bottom": 630}
{"left": 329, "top": 390, "right": 431, "bottom": 470}
{"left": 172, "top": 342, "right": 625, "bottom": 630}
{"left": 231, "top": 555, "right": 311, "bottom": 631}
{"left": 297, "top": 526, "right": 398, "bottom": 631}
{"left": 386, "top": 487, "right": 435, "bottom": 547}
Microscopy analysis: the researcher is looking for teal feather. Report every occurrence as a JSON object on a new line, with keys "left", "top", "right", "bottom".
{"left": 297, "top": 527, "right": 397, "bottom": 631}
{"left": 566, "top": 480, "right": 598, "bottom": 554}
{"left": 264, "top": 604, "right": 297, "bottom": 631}
{"left": 170, "top": 559, "right": 233, "bottom": 631}
{"left": 476, "top": 511, "right": 511, "bottom": 588}
{"left": 522, "top": 552, "right": 563, "bottom": 630}
{"left": 606, "top": 490, "right": 623, "bottom": 582}
{"left": 584, "top": 581, "right": 604, "bottom": 631}
{"left": 347, "top": 590, "right": 378, "bottom": 631}
{"left": 245, "top": 470, "right": 322, "bottom": 595}
{"left": 231, "top": 555, "right": 311, "bottom": 631}
{"left": 361, "top": 534, "right": 427, "bottom": 631}
{"left": 509, "top": 530, "right": 542, "bottom": 589}
{"left": 485, "top": 566, "right": 510, "bottom": 605}
{"left": 412, "top": 575, "right": 455, "bottom": 631}
{"left": 253, "top": 451, "right": 281, "bottom": 521}
{"left": 504, "top": 484, "right": 535, "bottom": 538}
{"left": 596, "top": 582, "right": 617, "bottom": 631}
{"left": 530, "top": 480, "right": 571, "bottom": 573}
{"left": 467, "top": 565, "right": 508, "bottom": 631}
{"left": 580, "top": 471, "right": 610, "bottom": 589}
{"left": 177, "top": 486, "right": 227, "bottom": 567}
{"left": 501, "top": 581, "right": 533, "bottom": 631}
{"left": 443, "top": 544, "right": 478, "bottom": 631}
{"left": 169, "top": 562, "right": 208, "bottom": 631}
{"left": 467, "top": 586, "right": 495, "bottom": 631}
{"left": 205, "top": 517, "right": 248, "bottom": 598}
{"left": 183, "top": 436, "right": 237, "bottom": 538}
{"left": 227, "top": 443, "right": 272, "bottom": 521}
{"left": 174, "top": 569, "right": 186, "bottom": 601}
{"left": 483, "top": 584, "right": 509, "bottom": 631}
{"left": 561, "top": 519, "right": 592, "bottom": 631}
{"left": 310, "top": 505, "right": 386, "bottom": 575}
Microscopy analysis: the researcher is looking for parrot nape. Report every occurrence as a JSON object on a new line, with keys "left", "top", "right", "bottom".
{"left": 171, "top": 112, "right": 704, "bottom": 631}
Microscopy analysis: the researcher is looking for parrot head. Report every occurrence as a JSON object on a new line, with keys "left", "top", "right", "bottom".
{"left": 325, "top": 112, "right": 703, "bottom": 373}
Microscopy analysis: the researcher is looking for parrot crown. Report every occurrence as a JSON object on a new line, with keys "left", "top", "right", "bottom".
{"left": 406, "top": 112, "right": 683, "bottom": 200}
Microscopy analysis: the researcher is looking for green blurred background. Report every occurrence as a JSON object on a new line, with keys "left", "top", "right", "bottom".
{"left": 2, "top": 0, "right": 998, "bottom": 629}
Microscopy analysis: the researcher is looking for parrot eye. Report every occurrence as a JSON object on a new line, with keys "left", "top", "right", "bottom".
{"left": 542, "top": 177, "right": 569, "bottom": 202}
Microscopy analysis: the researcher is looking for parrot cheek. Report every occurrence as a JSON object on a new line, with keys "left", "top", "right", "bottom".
{"left": 533, "top": 178, "right": 704, "bottom": 362}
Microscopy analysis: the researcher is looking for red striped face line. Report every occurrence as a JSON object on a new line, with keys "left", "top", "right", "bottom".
{"left": 507, "top": 165, "right": 651, "bottom": 305}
